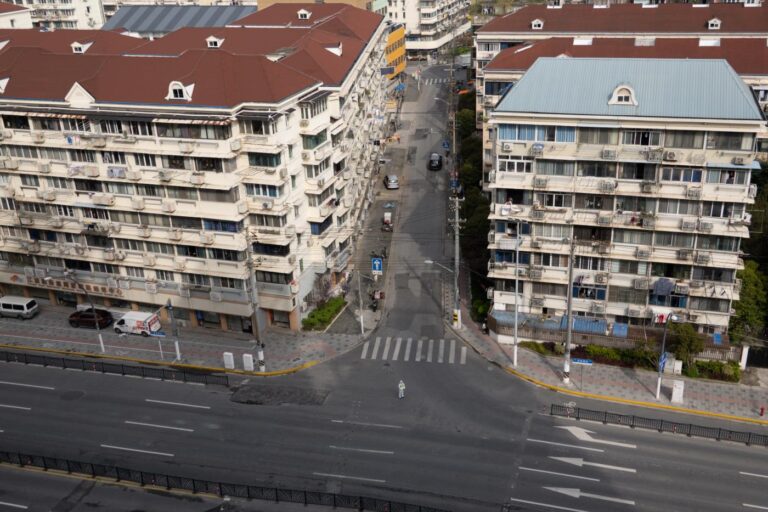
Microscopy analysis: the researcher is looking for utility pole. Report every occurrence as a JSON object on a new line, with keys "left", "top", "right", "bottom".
{"left": 513, "top": 220, "right": 520, "bottom": 367}
{"left": 166, "top": 298, "right": 181, "bottom": 361}
{"left": 357, "top": 270, "right": 365, "bottom": 335}
{"left": 563, "top": 237, "right": 575, "bottom": 384}
{"left": 244, "top": 235, "right": 262, "bottom": 343}
{"left": 452, "top": 194, "right": 462, "bottom": 328}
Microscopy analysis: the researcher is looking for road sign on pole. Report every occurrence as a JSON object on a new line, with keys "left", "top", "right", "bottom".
{"left": 372, "top": 257, "right": 383, "bottom": 276}
{"left": 572, "top": 358, "right": 592, "bottom": 366}
{"left": 659, "top": 353, "right": 668, "bottom": 372}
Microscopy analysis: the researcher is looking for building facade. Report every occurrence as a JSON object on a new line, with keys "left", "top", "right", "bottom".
{"left": 0, "top": 4, "right": 389, "bottom": 333}
{"left": 387, "top": 0, "right": 471, "bottom": 55}
{"left": 385, "top": 22, "right": 406, "bottom": 79}
{"left": 0, "top": 2, "right": 31, "bottom": 28}
{"left": 487, "top": 58, "right": 762, "bottom": 342}
{"left": 6, "top": 0, "right": 104, "bottom": 29}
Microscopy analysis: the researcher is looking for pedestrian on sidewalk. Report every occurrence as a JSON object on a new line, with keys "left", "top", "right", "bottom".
{"left": 397, "top": 379, "right": 406, "bottom": 399}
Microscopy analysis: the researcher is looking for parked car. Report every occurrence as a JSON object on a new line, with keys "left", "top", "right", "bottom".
{"left": 384, "top": 175, "right": 400, "bottom": 189}
{"left": 68, "top": 308, "right": 113, "bottom": 329}
{"left": 0, "top": 296, "right": 40, "bottom": 319}
{"left": 428, "top": 153, "right": 443, "bottom": 171}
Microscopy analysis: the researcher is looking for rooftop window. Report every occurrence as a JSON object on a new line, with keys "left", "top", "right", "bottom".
{"left": 609, "top": 85, "right": 637, "bottom": 106}
{"left": 530, "top": 19, "right": 543, "bottom": 30}
{"left": 707, "top": 18, "right": 721, "bottom": 30}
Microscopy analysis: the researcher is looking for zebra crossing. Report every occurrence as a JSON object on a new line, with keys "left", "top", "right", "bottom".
{"left": 360, "top": 336, "right": 467, "bottom": 365}
{"left": 421, "top": 77, "right": 451, "bottom": 85}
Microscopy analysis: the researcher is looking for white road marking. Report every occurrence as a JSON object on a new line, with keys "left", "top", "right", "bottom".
{"left": 360, "top": 341, "right": 370, "bottom": 359}
{"left": 381, "top": 337, "right": 392, "bottom": 360}
{"left": 741, "top": 472, "right": 768, "bottom": 479}
{"left": 427, "top": 339, "right": 434, "bottom": 362}
{"left": 519, "top": 467, "right": 599, "bottom": 482}
{"left": 507, "top": 498, "right": 590, "bottom": 512}
{"left": 313, "top": 472, "right": 385, "bottom": 484}
{"left": 331, "top": 419, "right": 403, "bottom": 429}
{"left": 0, "top": 500, "right": 28, "bottom": 510}
{"left": 0, "top": 381, "right": 55, "bottom": 391}
{"left": 370, "top": 337, "right": 382, "bottom": 360}
{"left": 415, "top": 339, "right": 423, "bottom": 362}
{"left": 556, "top": 426, "right": 637, "bottom": 449}
{"left": 744, "top": 504, "right": 768, "bottom": 510}
{"left": 527, "top": 438, "right": 604, "bottom": 453}
{"left": 438, "top": 339, "right": 445, "bottom": 363}
{"left": 0, "top": 404, "right": 30, "bottom": 411}
{"left": 448, "top": 339, "right": 456, "bottom": 364}
{"left": 545, "top": 487, "right": 635, "bottom": 505}
{"left": 329, "top": 445, "right": 394, "bottom": 455}
{"left": 404, "top": 338, "right": 413, "bottom": 361}
{"left": 125, "top": 420, "right": 194, "bottom": 432}
{"left": 144, "top": 399, "right": 210, "bottom": 409}
{"left": 460, "top": 346, "right": 467, "bottom": 365}
{"left": 391, "top": 338, "right": 402, "bottom": 361}
{"left": 550, "top": 457, "right": 636, "bottom": 473}
{"left": 100, "top": 444, "right": 174, "bottom": 457}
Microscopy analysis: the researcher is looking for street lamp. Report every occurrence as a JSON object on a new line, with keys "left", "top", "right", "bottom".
{"left": 46, "top": 271, "right": 105, "bottom": 353}
{"left": 424, "top": 259, "right": 460, "bottom": 328}
{"left": 656, "top": 313, "right": 680, "bottom": 400}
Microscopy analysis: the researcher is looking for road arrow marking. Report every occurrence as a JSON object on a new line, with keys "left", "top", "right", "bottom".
{"left": 545, "top": 487, "right": 635, "bottom": 505}
{"left": 556, "top": 426, "right": 637, "bottom": 449}
{"left": 550, "top": 457, "right": 636, "bottom": 473}
{"left": 741, "top": 472, "right": 768, "bottom": 479}
{"left": 744, "top": 505, "right": 768, "bottom": 510}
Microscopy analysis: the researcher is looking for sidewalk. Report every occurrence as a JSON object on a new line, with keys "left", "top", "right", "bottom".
{"left": 448, "top": 296, "right": 768, "bottom": 425}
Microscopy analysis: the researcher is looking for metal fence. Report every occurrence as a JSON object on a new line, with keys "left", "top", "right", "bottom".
{"left": 0, "top": 449, "right": 450, "bottom": 512}
{"left": 551, "top": 404, "right": 768, "bottom": 447}
{"left": 0, "top": 349, "right": 228, "bottom": 386}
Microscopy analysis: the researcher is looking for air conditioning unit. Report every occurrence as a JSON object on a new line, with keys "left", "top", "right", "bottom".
{"left": 698, "top": 221, "right": 713, "bottom": 232}
{"left": 158, "top": 170, "right": 173, "bottom": 182}
{"left": 533, "top": 177, "right": 548, "bottom": 188}
{"left": 641, "top": 182, "right": 655, "bottom": 193}
{"left": 229, "top": 139, "right": 242, "bottom": 152}
{"left": 237, "top": 201, "right": 249, "bottom": 214}
{"left": 531, "top": 209, "right": 545, "bottom": 220}
{"left": 32, "top": 132, "right": 45, "bottom": 143}
{"left": 262, "top": 200, "right": 273, "bottom": 210}
{"left": 487, "top": 172, "right": 496, "bottom": 183}
{"left": 688, "top": 313, "right": 699, "bottom": 322}
{"left": 530, "top": 143, "right": 544, "bottom": 157}
{"left": 115, "top": 251, "right": 126, "bottom": 261}
{"left": 175, "top": 258, "right": 187, "bottom": 271}
{"left": 502, "top": 143, "right": 513, "bottom": 152}
{"left": 50, "top": 217, "right": 64, "bottom": 228}
{"left": 200, "top": 232, "right": 215, "bottom": 245}
{"left": 530, "top": 297, "right": 545, "bottom": 307}
{"left": 681, "top": 220, "right": 697, "bottom": 231}
{"left": 531, "top": 239, "right": 542, "bottom": 249}
{"left": 690, "top": 280, "right": 704, "bottom": 288}
{"left": 686, "top": 187, "right": 702, "bottom": 200}
{"left": 104, "top": 250, "right": 115, "bottom": 261}
{"left": 599, "top": 180, "right": 616, "bottom": 192}
{"left": 529, "top": 268, "right": 543, "bottom": 280}
{"left": 38, "top": 163, "right": 51, "bottom": 174}
{"left": 139, "top": 226, "right": 152, "bottom": 238}
{"left": 486, "top": 287, "right": 495, "bottom": 299}
{"left": 636, "top": 248, "right": 651, "bottom": 259}
{"left": 302, "top": 152, "right": 311, "bottom": 161}
{"left": 36, "top": 189, "right": 56, "bottom": 201}
{"left": 642, "top": 217, "right": 656, "bottom": 229}
{"left": 300, "top": 119, "right": 310, "bottom": 128}
{"left": 675, "top": 284, "right": 689, "bottom": 295}
{"left": 178, "top": 286, "right": 191, "bottom": 298}
{"left": 601, "top": 149, "right": 617, "bottom": 160}
{"left": 161, "top": 200, "right": 177, "bottom": 213}
{"left": 142, "top": 254, "right": 156, "bottom": 266}
{"left": 288, "top": 254, "right": 296, "bottom": 265}
{"left": 317, "top": 178, "right": 326, "bottom": 188}
{"left": 595, "top": 273, "right": 609, "bottom": 284}
{"left": 285, "top": 225, "right": 296, "bottom": 236}
{"left": 126, "top": 170, "right": 142, "bottom": 181}
{"left": 279, "top": 168, "right": 288, "bottom": 179}
{"left": 748, "top": 184, "right": 758, "bottom": 199}
{"left": 90, "top": 136, "right": 106, "bottom": 148}
{"left": 663, "top": 151, "right": 678, "bottom": 162}
{"left": 597, "top": 243, "right": 611, "bottom": 254}
{"left": 106, "top": 277, "right": 119, "bottom": 289}
{"left": 627, "top": 307, "right": 644, "bottom": 317}
{"left": 634, "top": 278, "right": 650, "bottom": 290}
{"left": 145, "top": 281, "right": 158, "bottom": 294}
{"left": 92, "top": 193, "right": 115, "bottom": 206}
{"left": 84, "top": 166, "right": 100, "bottom": 177}
{"left": 169, "top": 228, "right": 183, "bottom": 241}
{"left": 178, "top": 142, "right": 195, "bottom": 154}
{"left": 591, "top": 302, "right": 605, "bottom": 314}
{"left": 3, "top": 158, "right": 18, "bottom": 170}
{"left": 264, "top": 167, "right": 277, "bottom": 175}
{"left": 677, "top": 249, "right": 693, "bottom": 260}
{"left": 210, "top": 291, "right": 223, "bottom": 302}
{"left": 695, "top": 253, "right": 711, "bottom": 265}
{"left": 732, "top": 157, "right": 746, "bottom": 166}
{"left": 189, "top": 172, "right": 205, "bottom": 185}
{"left": 131, "top": 197, "right": 145, "bottom": 210}
{"left": 107, "top": 167, "right": 126, "bottom": 179}
{"left": 598, "top": 215, "right": 612, "bottom": 226}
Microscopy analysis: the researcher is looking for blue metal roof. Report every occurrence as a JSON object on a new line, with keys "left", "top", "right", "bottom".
{"left": 102, "top": 5, "right": 257, "bottom": 33}
{"left": 495, "top": 58, "right": 764, "bottom": 121}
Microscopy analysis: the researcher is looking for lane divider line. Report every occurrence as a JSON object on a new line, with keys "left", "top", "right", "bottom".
{"left": 144, "top": 399, "right": 210, "bottom": 410}
{"left": 124, "top": 421, "right": 194, "bottom": 432}
{"left": 100, "top": 444, "right": 174, "bottom": 457}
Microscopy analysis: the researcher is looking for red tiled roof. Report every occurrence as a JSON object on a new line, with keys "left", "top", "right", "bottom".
{"left": 0, "top": 47, "right": 319, "bottom": 106}
{"left": 479, "top": 3, "right": 768, "bottom": 35}
{"left": 485, "top": 37, "right": 768, "bottom": 77}
{"left": 0, "top": 2, "right": 28, "bottom": 14}
{"left": 0, "top": 29, "right": 146, "bottom": 55}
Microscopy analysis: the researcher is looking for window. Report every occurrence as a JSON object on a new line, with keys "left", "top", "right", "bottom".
{"left": 134, "top": 153, "right": 156, "bottom": 167}
{"left": 693, "top": 267, "right": 734, "bottom": 282}
{"left": 125, "top": 266, "right": 144, "bottom": 278}
{"left": 661, "top": 167, "right": 702, "bottom": 183}
{"left": 613, "top": 229, "right": 652, "bottom": 246}
{"left": 610, "top": 259, "right": 646, "bottom": 275}
{"left": 19, "top": 202, "right": 46, "bottom": 214}
{"left": 697, "top": 235, "right": 739, "bottom": 252}
{"left": 658, "top": 199, "right": 699, "bottom": 216}
{"left": 702, "top": 201, "right": 744, "bottom": 219}
{"left": 304, "top": 158, "right": 330, "bottom": 179}
{"left": 156, "top": 124, "right": 230, "bottom": 140}
{"left": 622, "top": 130, "right": 661, "bottom": 146}
{"left": 136, "top": 184, "right": 162, "bottom": 197}
{"left": 55, "top": 205, "right": 74, "bottom": 217}
{"left": 126, "top": 121, "right": 153, "bottom": 136}
{"left": 251, "top": 214, "right": 287, "bottom": 227}
{"left": 309, "top": 216, "right": 333, "bottom": 235}
{"left": 139, "top": 213, "right": 170, "bottom": 227}
{"left": 707, "top": 169, "right": 748, "bottom": 185}
{"left": 209, "top": 248, "right": 244, "bottom": 261}
{"left": 535, "top": 253, "right": 565, "bottom": 267}
{"left": 162, "top": 155, "right": 189, "bottom": 170}
{"left": 484, "top": 81, "right": 513, "bottom": 97}
{"left": 37, "top": 118, "right": 61, "bottom": 131}
{"left": 609, "top": 286, "right": 647, "bottom": 305}
{"left": 99, "top": 120, "right": 123, "bottom": 134}
{"left": 575, "top": 194, "right": 610, "bottom": 210}
{"left": 707, "top": 18, "right": 721, "bottom": 30}
{"left": 620, "top": 163, "right": 656, "bottom": 181}
{"left": 203, "top": 219, "right": 240, "bottom": 232}
{"left": 105, "top": 182, "right": 134, "bottom": 195}
{"left": 652, "top": 263, "right": 690, "bottom": 280}
{"left": 246, "top": 183, "right": 282, "bottom": 198}
{"left": 3, "top": 115, "right": 30, "bottom": 130}
{"left": 532, "top": 282, "right": 566, "bottom": 296}
{"left": 307, "top": 186, "right": 335, "bottom": 206}
{"left": 302, "top": 130, "right": 328, "bottom": 150}
{"left": 655, "top": 232, "right": 694, "bottom": 248}
{"left": 498, "top": 156, "right": 532, "bottom": 173}
{"left": 241, "top": 119, "right": 276, "bottom": 135}
{"left": 213, "top": 277, "right": 243, "bottom": 289}
{"left": 115, "top": 239, "right": 142, "bottom": 251}
{"left": 20, "top": 175, "right": 39, "bottom": 187}
{"left": 249, "top": 153, "right": 281, "bottom": 167}
{"left": 575, "top": 256, "right": 607, "bottom": 271}
{"left": 255, "top": 271, "right": 292, "bottom": 284}
{"left": 167, "top": 187, "right": 199, "bottom": 200}
{"left": 577, "top": 128, "right": 618, "bottom": 145}
{"left": 101, "top": 151, "right": 126, "bottom": 164}
{"left": 85, "top": 235, "right": 111, "bottom": 248}
{"left": 533, "top": 223, "right": 569, "bottom": 239}
{"left": 531, "top": 19, "right": 543, "bottom": 30}
{"left": 538, "top": 193, "right": 572, "bottom": 208}
{"left": 28, "top": 229, "right": 56, "bottom": 242}
{"left": 81, "top": 208, "right": 109, "bottom": 220}
{"left": 689, "top": 297, "right": 729, "bottom": 313}
{"left": 615, "top": 196, "right": 655, "bottom": 213}
{"left": 495, "top": 250, "right": 531, "bottom": 265}
{"left": 145, "top": 242, "right": 173, "bottom": 254}
{"left": 173, "top": 217, "right": 202, "bottom": 230}
{"left": 300, "top": 97, "right": 328, "bottom": 119}
{"left": 110, "top": 211, "right": 139, "bottom": 224}
{"left": 253, "top": 242, "right": 290, "bottom": 256}
{"left": 62, "top": 118, "right": 90, "bottom": 133}
{"left": 182, "top": 273, "right": 210, "bottom": 286}
{"left": 47, "top": 177, "right": 70, "bottom": 190}
{"left": 3, "top": 145, "right": 37, "bottom": 159}
{"left": 177, "top": 245, "right": 206, "bottom": 258}
{"left": 172, "top": 86, "right": 186, "bottom": 100}
{"left": 73, "top": 180, "right": 102, "bottom": 192}
{"left": 536, "top": 160, "right": 574, "bottom": 176}
{"left": 497, "top": 124, "right": 575, "bottom": 143}
{"left": 706, "top": 132, "right": 753, "bottom": 151}
{"left": 69, "top": 149, "right": 96, "bottom": 163}
{"left": 156, "top": 270, "right": 175, "bottom": 281}
{"left": 665, "top": 131, "right": 704, "bottom": 149}
{"left": 573, "top": 282, "right": 606, "bottom": 301}
{"left": 91, "top": 263, "right": 117, "bottom": 274}
{"left": 578, "top": 162, "right": 616, "bottom": 178}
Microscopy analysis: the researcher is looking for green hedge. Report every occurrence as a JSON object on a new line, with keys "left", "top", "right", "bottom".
{"left": 691, "top": 360, "right": 741, "bottom": 382}
{"left": 301, "top": 296, "right": 347, "bottom": 331}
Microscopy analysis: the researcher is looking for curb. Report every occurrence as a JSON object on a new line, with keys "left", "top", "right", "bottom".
{"left": 445, "top": 324, "right": 768, "bottom": 427}
{"left": 0, "top": 342, "right": 315, "bottom": 378}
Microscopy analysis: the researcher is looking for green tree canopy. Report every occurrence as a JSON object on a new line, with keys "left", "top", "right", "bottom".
{"left": 730, "top": 260, "right": 768, "bottom": 344}
{"left": 668, "top": 322, "right": 705, "bottom": 368}
{"left": 455, "top": 109, "right": 476, "bottom": 142}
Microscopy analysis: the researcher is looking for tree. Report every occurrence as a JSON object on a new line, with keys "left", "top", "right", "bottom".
{"left": 457, "top": 90, "right": 476, "bottom": 112}
{"left": 730, "top": 260, "right": 768, "bottom": 344}
{"left": 668, "top": 322, "right": 705, "bottom": 369}
{"left": 456, "top": 109, "right": 476, "bottom": 142}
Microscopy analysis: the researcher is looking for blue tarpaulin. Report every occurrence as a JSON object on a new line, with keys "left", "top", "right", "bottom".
{"left": 560, "top": 316, "right": 607, "bottom": 335}
{"left": 394, "top": 83, "right": 406, "bottom": 92}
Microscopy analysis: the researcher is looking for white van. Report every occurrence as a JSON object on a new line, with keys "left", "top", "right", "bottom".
{"left": 0, "top": 296, "right": 40, "bottom": 319}
{"left": 114, "top": 311, "right": 162, "bottom": 337}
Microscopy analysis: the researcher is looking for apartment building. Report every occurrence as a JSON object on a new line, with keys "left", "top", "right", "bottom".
{"left": 0, "top": 2, "right": 31, "bottom": 28}
{"left": 6, "top": 0, "right": 104, "bottom": 29}
{"left": 387, "top": 0, "right": 471, "bottom": 56}
{"left": 257, "top": 0, "right": 388, "bottom": 15}
{"left": 0, "top": 3, "right": 389, "bottom": 333}
{"left": 487, "top": 58, "right": 762, "bottom": 342}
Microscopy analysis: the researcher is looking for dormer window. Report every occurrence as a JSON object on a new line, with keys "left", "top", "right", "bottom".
{"left": 165, "top": 81, "right": 194, "bottom": 102}
{"left": 609, "top": 85, "right": 637, "bottom": 106}
{"left": 297, "top": 8, "right": 311, "bottom": 20}
{"left": 708, "top": 18, "right": 721, "bottom": 30}
{"left": 70, "top": 41, "right": 93, "bottom": 54}
{"left": 206, "top": 36, "right": 224, "bottom": 49}
{"left": 531, "top": 19, "right": 543, "bottom": 30}
{"left": 0, "top": 77, "right": 8, "bottom": 94}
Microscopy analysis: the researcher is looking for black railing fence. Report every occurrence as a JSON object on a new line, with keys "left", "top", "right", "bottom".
{"left": 0, "top": 449, "right": 450, "bottom": 512}
{"left": 551, "top": 404, "right": 768, "bottom": 447}
{"left": 0, "top": 348, "right": 229, "bottom": 386}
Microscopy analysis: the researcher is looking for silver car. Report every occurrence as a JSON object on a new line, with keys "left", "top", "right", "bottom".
{"left": 384, "top": 175, "right": 400, "bottom": 189}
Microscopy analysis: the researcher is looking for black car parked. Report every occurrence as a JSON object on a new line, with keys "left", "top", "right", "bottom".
{"left": 68, "top": 308, "right": 113, "bottom": 329}
{"left": 428, "top": 153, "right": 443, "bottom": 171}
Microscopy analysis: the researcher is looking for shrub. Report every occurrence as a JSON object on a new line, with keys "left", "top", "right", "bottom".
{"left": 520, "top": 341, "right": 554, "bottom": 355}
{"left": 694, "top": 360, "right": 741, "bottom": 382}
{"left": 301, "top": 296, "right": 347, "bottom": 331}
{"left": 585, "top": 345, "right": 621, "bottom": 362}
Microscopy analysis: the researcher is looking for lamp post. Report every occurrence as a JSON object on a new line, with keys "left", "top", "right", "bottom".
{"left": 49, "top": 271, "right": 105, "bottom": 353}
{"left": 656, "top": 314, "right": 680, "bottom": 400}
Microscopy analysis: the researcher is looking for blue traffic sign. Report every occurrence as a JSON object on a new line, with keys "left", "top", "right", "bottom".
{"left": 372, "top": 257, "right": 383, "bottom": 275}
{"left": 659, "top": 353, "right": 668, "bottom": 372}
{"left": 572, "top": 358, "right": 593, "bottom": 366}
{"left": 450, "top": 179, "right": 459, "bottom": 189}
{"left": 442, "top": 140, "right": 450, "bottom": 149}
